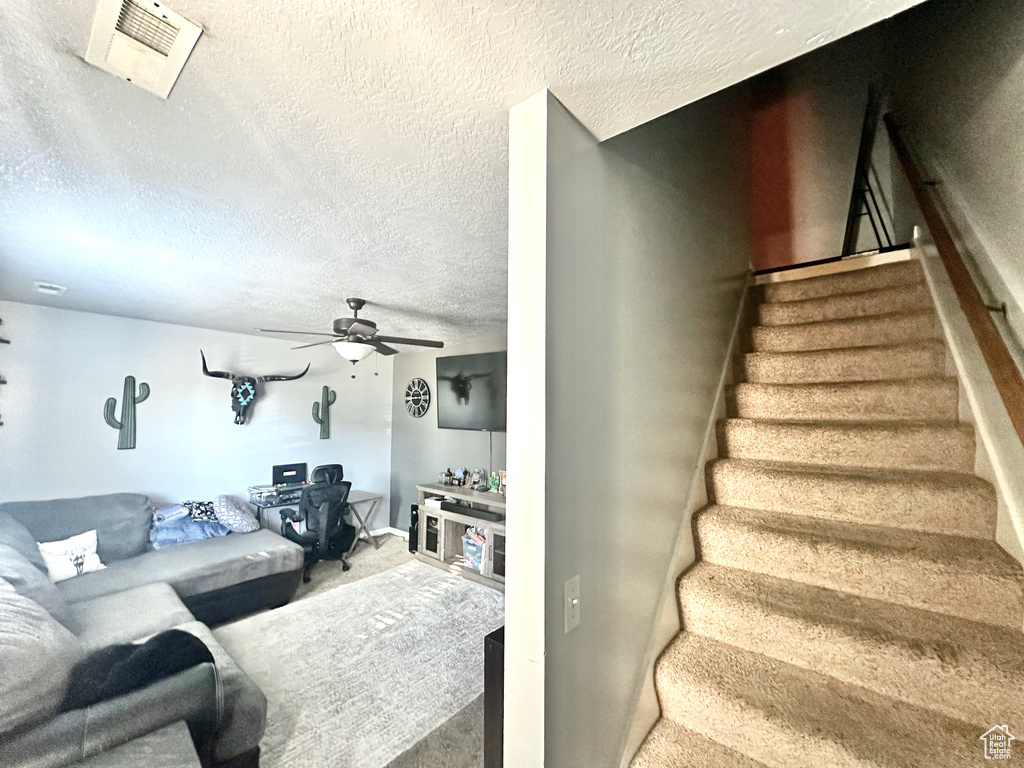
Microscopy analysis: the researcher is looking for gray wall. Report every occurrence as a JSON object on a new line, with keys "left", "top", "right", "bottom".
{"left": 388, "top": 336, "right": 507, "bottom": 530}
{"left": 539, "top": 87, "right": 753, "bottom": 767}
{"left": 0, "top": 301, "right": 394, "bottom": 527}
{"left": 889, "top": 0, "right": 1024, "bottom": 360}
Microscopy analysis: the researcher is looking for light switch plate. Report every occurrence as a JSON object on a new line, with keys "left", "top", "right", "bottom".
{"left": 564, "top": 574, "right": 580, "bottom": 634}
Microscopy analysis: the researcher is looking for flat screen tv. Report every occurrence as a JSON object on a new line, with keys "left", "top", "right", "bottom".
{"left": 435, "top": 351, "right": 507, "bottom": 431}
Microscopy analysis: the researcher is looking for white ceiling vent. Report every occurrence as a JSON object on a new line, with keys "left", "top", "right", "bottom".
{"left": 85, "top": 0, "right": 202, "bottom": 99}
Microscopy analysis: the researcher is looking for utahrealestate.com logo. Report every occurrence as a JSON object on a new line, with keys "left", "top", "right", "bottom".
{"left": 980, "top": 726, "right": 1015, "bottom": 760}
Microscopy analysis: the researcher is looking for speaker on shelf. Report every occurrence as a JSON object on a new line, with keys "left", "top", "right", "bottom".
{"left": 408, "top": 504, "right": 419, "bottom": 553}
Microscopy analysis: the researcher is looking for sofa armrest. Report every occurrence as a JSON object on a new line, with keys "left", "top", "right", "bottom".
{"left": 0, "top": 664, "right": 218, "bottom": 768}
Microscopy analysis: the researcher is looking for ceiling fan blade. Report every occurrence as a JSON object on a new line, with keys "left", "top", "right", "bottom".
{"left": 369, "top": 341, "right": 399, "bottom": 356}
{"left": 376, "top": 335, "right": 444, "bottom": 348}
{"left": 257, "top": 329, "right": 340, "bottom": 337}
{"left": 347, "top": 321, "right": 379, "bottom": 337}
{"left": 291, "top": 339, "right": 339, "bottom": 350}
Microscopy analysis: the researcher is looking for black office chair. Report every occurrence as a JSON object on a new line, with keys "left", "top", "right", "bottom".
{"left": 280, "top": 464, "right": 355, "bottom": 582}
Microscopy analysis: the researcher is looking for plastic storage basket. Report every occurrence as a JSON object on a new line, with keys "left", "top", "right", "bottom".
{"left": 461, "top": 532, "right": 485, "bottom": 572}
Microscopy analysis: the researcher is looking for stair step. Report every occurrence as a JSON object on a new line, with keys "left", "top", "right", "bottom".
{"left": 707, "top": 459, "right": 996, "bottom": 539}
{"left": 678, "top": 563, "right": 1024, "bottom": 728}
{"left": 717, "top": 418, "right": 974, "bottom": 472}
{"left": 631, "top": 719, "right": 769, "bottom": 768}
{"left": 741, "top": 341, "right": 946, "bottom": 384}
{"left": 762, "top": 260, "right": 923, "bottom": 303}
{"left": 758, "top": 284, "right": 932, "bottom": 326}
{"left": 726, "top": 378, "right": 960, "bottom": 422}
{"left": 695, "top": 505, "right": 1024, "bottom": 629}
{"left": 654, "top": 633, "right": 979, "bottom": 768}
{"left": 750, "top": 310, "right": 936, "bottom": 353}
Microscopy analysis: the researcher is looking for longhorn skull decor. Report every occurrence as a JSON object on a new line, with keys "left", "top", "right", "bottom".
{"left": 200, "top": 350, "right": 310, "bottom": 425}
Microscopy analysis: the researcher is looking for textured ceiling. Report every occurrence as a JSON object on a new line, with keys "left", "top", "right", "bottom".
{"left": 0, "top": 0, "right": 925, "bottom": 343}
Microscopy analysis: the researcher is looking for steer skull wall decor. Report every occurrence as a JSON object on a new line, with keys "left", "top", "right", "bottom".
{"left": 200, "top": 350, "right": 310, "bottom": 425}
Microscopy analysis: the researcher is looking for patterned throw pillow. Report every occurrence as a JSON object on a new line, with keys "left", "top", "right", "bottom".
{"left": 213, "top": 496, "right": 260, "bottom": 533}
{"left": 37, "top": 530, "right": 106, "bottom": 582}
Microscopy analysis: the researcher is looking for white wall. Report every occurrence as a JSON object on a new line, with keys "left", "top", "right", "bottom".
{"left": 388, "top": 336, "right": 507, "bottom": 530}
{"left": 505, "top": 87, "right": 753, "bottom": 768}
{"left": 890, "top": 0, "right": 1024, "bottom": 365}
{"left": 0, "top": 301, "right": 393, "bottom": 528}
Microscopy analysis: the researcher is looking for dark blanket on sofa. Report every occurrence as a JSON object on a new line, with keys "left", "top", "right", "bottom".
{"left": 61, "top": 629, "right": 214, "bottom": 711}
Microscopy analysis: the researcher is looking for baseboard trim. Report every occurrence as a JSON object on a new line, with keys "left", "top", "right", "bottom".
{"left": 367, "top": 526, "right": 408, "bottom": 540}
{"left": 754, "top": 248, "right": 913, "bottom": 285}
{"left": 913, "top": 233, "right": 1024, "bottom": 583}
{"left": 616, "top": 271, "right": 753, "bottom": 768}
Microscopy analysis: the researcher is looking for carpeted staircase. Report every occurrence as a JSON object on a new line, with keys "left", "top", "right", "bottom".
{"left": 633, "top": 259, "right": 1024, "bottom": 767}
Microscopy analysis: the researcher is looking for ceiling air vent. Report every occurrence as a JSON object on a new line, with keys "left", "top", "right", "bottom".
{"left": 85, "top": 0, "right": 202, "bottom": 99}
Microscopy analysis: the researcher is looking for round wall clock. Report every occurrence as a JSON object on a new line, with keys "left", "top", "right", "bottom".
{"left": 405, "top": 378, "right": 431, "bottom": 418}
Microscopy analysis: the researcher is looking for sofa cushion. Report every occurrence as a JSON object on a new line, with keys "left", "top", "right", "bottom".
{"left": 0, "top": 494, "right": 154, "bottom": 563}
{"left": 0, "top": 579, "right": 83, "bottom": 736}
{"left": 72, "top": 583, "right": 195, "bottom": 651}
{"left": 1, "top": 663, "right": 217, "bottom": 768}
{"left": 59, "top": 529, "right": 303, "bottom": 604}
{"left": 176, "top": 620, "right": 267, "bottom": 763}
{"left": 0, "top": 511, "right": 48, "bottom": 573}
{"left": 0, "top": 543, "right": 77, "bottom": 632}
{"left": 72, "top": 720, "right": 202, "bottom": 768}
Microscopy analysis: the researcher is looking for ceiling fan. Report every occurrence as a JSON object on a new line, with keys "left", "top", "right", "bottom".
{"left": 257, "top": 298, "right": 444, "bottom": 363}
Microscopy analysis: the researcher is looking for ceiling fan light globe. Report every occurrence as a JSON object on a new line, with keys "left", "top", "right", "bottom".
{"left": 332, "top": 340, "right": 375, "bottom": 363}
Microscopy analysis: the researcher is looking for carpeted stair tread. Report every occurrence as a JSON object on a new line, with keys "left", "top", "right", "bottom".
{"left": 717, "top": 418, "right": 974, "bottom": 472}
{"left": 708, "top": 458, "right": 996, "bottom": 538}
{"left": 633, "top": 259, "right": 1024, "bottom": 767}
{"left": 758, "top": 283, "right": 932, "bottom": 326}
{"left": 631, "top": 719, "right": 769, "bottom": 768}
{"left": 695, "top": 505, "right": 1024, "bottom": 628}
{"left": 678, "top": 563, "right": 1024, "bottom": 728}
{"left": 750, "top": 309, "right": 936, "bottom": 353}
{"left": 726, "top": 378, "right": 960, "bottom": 422}
{"left": 742, "top": 340, "right": 946, "bottom": 384}
{"left": 654, "top": 633, "right": 980, "bottom": 768}
{"left": 761, "top": 260, "right": 923, "bottom": 304}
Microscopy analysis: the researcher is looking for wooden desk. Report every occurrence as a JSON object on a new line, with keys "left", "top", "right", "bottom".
{"left": 415, "top": 484, "right": 505, "bottom": 588}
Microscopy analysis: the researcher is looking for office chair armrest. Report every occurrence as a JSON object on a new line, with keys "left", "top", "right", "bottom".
{"left": 278, "top": 507, "right": 301, "bottom": 523}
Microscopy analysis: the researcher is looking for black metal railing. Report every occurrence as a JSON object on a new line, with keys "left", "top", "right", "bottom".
{"left": 841, "top": 85, "right": 893, "bottom": 256}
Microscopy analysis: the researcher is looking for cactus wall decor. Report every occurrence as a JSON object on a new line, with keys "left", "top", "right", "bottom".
{"left": 104, "top": 375, "right": 150, "bottom": 450}
{"left": 312, "top": 385, "right": 336, "bottom": 440}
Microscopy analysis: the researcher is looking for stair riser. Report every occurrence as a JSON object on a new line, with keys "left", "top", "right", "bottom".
{"left": 762, "top": 261, "right": 923, "bottom": 303}
{"left": 655, "top": 634, "right": 981, "bottom": 768}
{"left": 718, "top": 420, "right": 975, "bottom": 472}
{"left": 708, "top": 463, "right": 997, "bottom": 539}
{"left": 630, "top": 721, "right": 770, "bottom": 768}
{"left": 758, "top": 285, "right": 932, "bottom": 326}
{"left": 695, "top": 513, "right": 1024, "bottom": 629}
{"left": 751, "top": 312, "right": 936, "bottom": 353}
{"left": 655, "top": 670, "right": 883, "bottom": 768}
{"left": 678, "top": 577, "right": 1024, "bottom": 728}
{"left": 727, "top": 380, "right": 960, "bottom": 422}
{"left": 742, "top": 344, "right": 946, "bottom": 384}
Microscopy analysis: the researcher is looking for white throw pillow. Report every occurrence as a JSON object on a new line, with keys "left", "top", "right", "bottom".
{"left": 37, "top": 530, "right": 106, "bottom": 582}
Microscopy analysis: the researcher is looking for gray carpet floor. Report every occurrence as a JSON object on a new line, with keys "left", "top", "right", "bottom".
{"left": 293, "top": 534, "right": 417, "bottom": 602}
{"left": 214, "top": 558, "right": 503, "bottom": 768}
{"left": 385, "top": 695, "right": 484, "bottom": 768}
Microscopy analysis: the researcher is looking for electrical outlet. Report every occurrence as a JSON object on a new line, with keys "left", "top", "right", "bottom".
{"left": 564, "top": 574, "right": 580, "bottom": 634}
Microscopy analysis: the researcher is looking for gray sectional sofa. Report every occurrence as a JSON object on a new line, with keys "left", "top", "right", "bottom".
{"left": 0, "top": 493, "right": 305, "bottom": 768}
